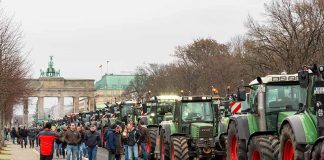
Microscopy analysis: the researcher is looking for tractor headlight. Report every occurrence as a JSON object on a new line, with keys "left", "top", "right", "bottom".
{"left": 318, "top": 109, "right": 323, "bottom": 117}
{"left": 317, "top": 101, "right": 322, "bottom": 108}
{"left": 150, "top": 113, "right": 155, "bottom": 117}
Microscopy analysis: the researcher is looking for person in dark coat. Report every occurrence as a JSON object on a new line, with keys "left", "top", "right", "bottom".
{"left": 19, "top": 126, "right": 28, "bottom": 148}
{"left": 28, "top": 128, "right": 37, "bottom": 148}
{"left": 127, "top": 123, "right": 140, "bottom": 160}
{"left": 114, "top": 125, "right": 122, "bottom": 160}
{"left": 106, "top": 124, "right": 117, "bottom": 160}
{"left": 11, "top": 127, "right": 17, "bottom": 144}
{"left": 138, "top": 120, "right": 149, "bottom": 160}
{"left": 84, "top": 125, "right": 100, "bottom": 160}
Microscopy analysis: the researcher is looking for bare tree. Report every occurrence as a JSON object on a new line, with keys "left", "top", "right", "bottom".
{"left": 0, "top": 8, "right": 31, "bottom": 147}
{"left": 241, "top": 0, "right": 324, "bottom": 75}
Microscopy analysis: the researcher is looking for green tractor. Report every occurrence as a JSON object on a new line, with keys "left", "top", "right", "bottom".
{"left": 140, "top": 95, "right": 180, "bottom": 159}
{"left": 159, "top": 96, "right": 217, "bottom": 160}
{"left": 278, "top": 65, "right": 324, "bottom": 160}
{"left": 226, "top": 73, "right": 307, "bottom": 160}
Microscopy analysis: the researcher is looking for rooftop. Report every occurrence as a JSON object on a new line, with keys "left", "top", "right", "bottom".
{"left": 95, "top": 74, "right": 135, "bottom": 90}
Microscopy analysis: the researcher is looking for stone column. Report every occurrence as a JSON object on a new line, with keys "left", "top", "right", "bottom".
{"left": 88, "top": 97, "right": 95, "bottom": 111}
{"left": 73, "top": 97, "right": 79, "bottom": 113}
{"left": 58, "top": 96, "right": 65, "bottom": 117}
{"left": 22, "top": 98, "right": 28, "bottom": 126}
{"left": 37, "top": 97, "right": 45, "bottom": 119}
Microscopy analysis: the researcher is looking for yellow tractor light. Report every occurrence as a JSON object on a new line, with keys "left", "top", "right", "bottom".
{"left": 203, "top": 146, "right": 212, "bottom": 154}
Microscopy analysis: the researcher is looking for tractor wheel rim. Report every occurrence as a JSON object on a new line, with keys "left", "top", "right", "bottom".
{"left": 146, "top": 138, "right": 150, "bottom": 153}
{"left": 230, "top": 135, "right": 238, "bottom": 160}
{"left": 283, "top": 139, "right": 294, "bottom": 160}
{"left": 252, "top": 150, "right": 261, "bottom": 160}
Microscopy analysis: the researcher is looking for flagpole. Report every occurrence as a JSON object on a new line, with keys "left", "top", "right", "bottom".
{"left": 106, "top": 61, "right": 109, "bottom": 75}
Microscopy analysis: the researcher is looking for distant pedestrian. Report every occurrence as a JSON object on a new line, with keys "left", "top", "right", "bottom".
{"left": 127, "top": 123, "right": 140, "bottom": 160}
{"left": 28, "top": 128, "right": 37, "bottom": 148}
{"left": 64, "top": 123, "right": 81, "bottom": 160}
{"left": 114, "top": 125, "right": 123, "bottom": 160}
{"left": 38, "top": 123, "right": 61, "bottom": 160}
{"left": 35, "top": 126, "right": 41, "bottom": 147}
{"left": 79, "top": 126, "right": 87, "bottom": 159}
{"left": 19, "top": 126, "right": 28, "bottom": 148}
{"left": 84, "top": 124, "right": 100, "bottom": 160}
{"left": 106, "top": 124, "right": 117, "bottom": 160}
{"left": 138, "top": 120, "right": 149, "bottom": 160}
{"left": 11, "top": 127, "right": 17, "bottom": 144}
{"left": 4, "top": 128, "right": 9, "bottom": 141}
{"left": 121, "top": 124, "right": 129, "bottom": 160}
{"left": 55, "top": 129, "right": 63, "bottom": 158}
{"left": 61, "top": 125, "right": 68, "bottom": 159}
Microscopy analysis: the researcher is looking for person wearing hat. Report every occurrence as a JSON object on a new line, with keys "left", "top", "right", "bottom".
{"left": 84, "top": 124, "right": 100, "bottom": 160}
{"left": 38, "top": 123, "right": 61, "bottom": 160}
{"left": 106, "top": 123, "right": 117, "bottom": 160}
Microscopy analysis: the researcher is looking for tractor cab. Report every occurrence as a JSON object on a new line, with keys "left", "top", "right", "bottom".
{"left": 174, "top": 96, "right": 216, "bottom": 158}
{"left": 118, "top": 100, "right": 139, "bottom": 125}
{"left": 245, "top": 73, "right": 306, "bottom": 131}
{"left": 142, "top": 95, "right": 180, "bottom": 125}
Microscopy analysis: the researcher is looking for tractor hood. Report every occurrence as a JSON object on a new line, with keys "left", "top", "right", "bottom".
{"left": 191, "top": 123, "right": 213, "bottom": 138}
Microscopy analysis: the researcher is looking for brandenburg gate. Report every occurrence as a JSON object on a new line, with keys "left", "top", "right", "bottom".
{"left": 23, "top": 56, "right": 96, "bottom": 125}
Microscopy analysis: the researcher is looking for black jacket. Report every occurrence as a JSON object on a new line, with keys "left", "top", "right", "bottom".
{"left": 84, "top": 131, "right": 100, "bottom": 147}
{"left": 127, "top": 128, "right": 140, "bottom": 146}
{"left": 19, "top": 129, "right": 28, "bottom": 138}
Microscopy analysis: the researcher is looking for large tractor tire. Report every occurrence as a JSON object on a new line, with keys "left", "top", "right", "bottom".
{"left": 170, "top": 136, "right": 190, "bottom": 160}
{"left": 310, "top": 140, "right": 323, "bottom": 160}
{"left": 147, "top": 127, "right": 158, "bottom": 159}
{"left": 160, "top": 129, "right": 171, "bottom": 160}
{"left": 247, "top": 135, "right": 279, "bottom": 160}
{"left": 279, "top": 124, "right": 305, "bottom": 160}
{"left": 227, "top": 122, "right": 247, "bottom": 160}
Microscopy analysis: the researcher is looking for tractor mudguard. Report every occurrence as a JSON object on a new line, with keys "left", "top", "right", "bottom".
{"left": 247, "top": 131, "right": 276, "bottom": 147}
{"left": 229, "top": 115, "right": 250, "bottom": 141}
{"left": 280, "top": 115, "right": 307, "bottom": 144}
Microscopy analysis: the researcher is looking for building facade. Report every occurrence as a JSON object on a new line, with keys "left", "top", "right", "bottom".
{"left": 95, "top": 74, "right": 135, "bottom": 109}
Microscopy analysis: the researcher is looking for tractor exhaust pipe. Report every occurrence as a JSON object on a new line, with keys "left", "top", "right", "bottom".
{"left": 258, "top": 85, "right": 267, "bottom": 131}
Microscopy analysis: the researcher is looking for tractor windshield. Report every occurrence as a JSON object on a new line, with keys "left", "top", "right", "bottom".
{"left": 266, "top": 84, "right": 306, "bottom": 112}
{"left": 181, "top": 101, "right": 213, "bottom": 122}
{"left": 121, "top": 104, "right": 133, "bottom": 117}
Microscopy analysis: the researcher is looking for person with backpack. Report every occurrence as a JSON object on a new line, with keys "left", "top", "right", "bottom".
{"left": 106, "top": 124, "right": 117, "bottom": 160}
{"left": 19, "top": 126, "right": 28, "bottom": 148}
{"left": 127, "top": 123, "right": 140, "bottom": 160}
{"left": 28, "top": 128, "right": 37, "bottom": 148}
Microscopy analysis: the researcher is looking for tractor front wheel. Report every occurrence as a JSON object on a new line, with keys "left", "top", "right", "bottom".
{"left": 148, "top": 127, "right": 158, "bottom": 159}
{"left": 171, "top": 136, "right": 190, "bottom": 160}
{"left": 227, "top": 122, "right": 247, "bottom": 160}
{"left": 279, "top": 124, "right": 304, "bottom": 160}
{"left": 247, "top": 135, "right": 279, "bottom": 160}
{"left": 311, "top": 140, "right": 323, "bottom": 160}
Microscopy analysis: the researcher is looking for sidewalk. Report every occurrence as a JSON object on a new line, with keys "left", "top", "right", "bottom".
{"left": 0, "top": 141, "right": 39, "bottom": 160}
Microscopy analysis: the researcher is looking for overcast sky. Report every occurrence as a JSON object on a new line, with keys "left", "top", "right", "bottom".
{"left": 3, "top": 0, "right": 268, "bottom": 81}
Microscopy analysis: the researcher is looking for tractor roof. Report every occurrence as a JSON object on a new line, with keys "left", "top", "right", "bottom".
{"left": 249, "top": 73, "right": 298, "bottom": 85}
{"left": 149, "top": 95, "right": 181, "bottom": 101}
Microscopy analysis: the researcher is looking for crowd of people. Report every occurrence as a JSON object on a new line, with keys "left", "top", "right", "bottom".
{"left": 4, "top": 119, "right": 150, "bottom": 160}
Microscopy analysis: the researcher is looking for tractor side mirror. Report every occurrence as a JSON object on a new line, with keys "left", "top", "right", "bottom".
{"left": 298, "top": 70, "right": 309, "bottom": 88}
{"left": 237, "top": 88, "right": 246, "bottom": 101}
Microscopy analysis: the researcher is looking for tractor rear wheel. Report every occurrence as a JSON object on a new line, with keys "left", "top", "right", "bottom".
{"left": 311, "top": 140, "right": 323, "bottom": 160}
{"left": 247, "top": 135, "right": 278, "bottom": 160}
{"left": 171, "top": 136, "right": 190, "bottom": 160}
{"left": 148, "top": 127, "right": 158, "bottom": 159}
{"left": 279, "top": 124, "right": 304, "bottom": 160}
{"left": 227, "top": 122, "right": 247, "bottom": 160}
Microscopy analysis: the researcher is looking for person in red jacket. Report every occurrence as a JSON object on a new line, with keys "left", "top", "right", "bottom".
{"left": 38, "top": 123, "right": 61, "bottom": 160}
